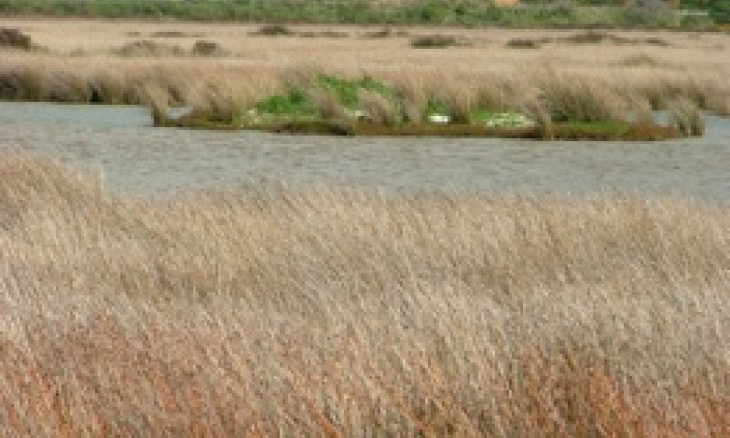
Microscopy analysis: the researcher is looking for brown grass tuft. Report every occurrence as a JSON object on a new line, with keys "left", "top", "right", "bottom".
{"left": 358, "top": 89, "right": 402, "bottom": 125}
{"left": 537, "top": 72, "right": 627, "bottom": 123}
{"left": 668, "top": 97, "right": 705, "bottom": 136}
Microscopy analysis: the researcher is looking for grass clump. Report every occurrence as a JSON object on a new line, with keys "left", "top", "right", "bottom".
{"left": 0, "top": 27, "right": 32, "bottom": 50}
{"left": 410, "top": 34, "right": 469, "bottom": 48}
{"left": 112, "top": 40, "right": 185, "bottom": 57}
{"left": 191, "top": 39, "right": 227, "bottom": 56}
{"left": 505, "top": 38, "right": 541, "bottom": 49}
{"left": 358, "top": 89, "right": 402, "bottom": 126}
{"left": 251, "top": 24, "right": 294, "bottom": 36}
{"left": 538, "top": 75, "right": 626, "bottom": 123}
{"left": 668, "top": 97, "right": 705, "bottom": 136}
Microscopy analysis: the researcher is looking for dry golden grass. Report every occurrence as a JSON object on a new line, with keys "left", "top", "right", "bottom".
{"left": 1, "top": 19, "right": 729, "bottom": 122}
{"left": 0, "top": 153, "right": 728, "bottom": 436}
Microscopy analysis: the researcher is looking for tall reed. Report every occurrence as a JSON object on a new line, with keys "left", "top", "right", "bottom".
{"left": 2, "top": 54, "right": 729, "bottom": 126}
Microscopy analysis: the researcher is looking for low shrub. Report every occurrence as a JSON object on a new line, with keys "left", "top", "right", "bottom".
{"left": 560, "top": 31, "right": 670, "bottom": 46}
{"left": 668, "top": 97, "right": 705, "bottom": 136}
{"left": 251, "top": 24, "right": 294, "bottom": 36}
{"left": 538, "top": 75, "right": 626, "bottom": 123}
{"left": 191, "top": 40, "right": 227, "bottom": 56}
{"left": 358, "top": 89, "right": 402, "bottom": 126}
{"left": 410, "top": 35, "right": 468, "bottom": 48}
{"left": 505, "top": 38, "right": 541, "bottom": 49}
{"left": 113, "top": 40, "right": 185, "bottom": 57}
{"left": 0, "top": 28, "right": 32, "bottom": 50}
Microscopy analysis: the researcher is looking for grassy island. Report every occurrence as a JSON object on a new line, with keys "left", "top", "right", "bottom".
{"left": 154, "top": 72, "right": 696, "bottom": 141}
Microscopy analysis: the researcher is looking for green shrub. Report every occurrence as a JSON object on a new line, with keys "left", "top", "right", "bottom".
{"left": 255, "top": 89, "right": 316, "bottom": 116}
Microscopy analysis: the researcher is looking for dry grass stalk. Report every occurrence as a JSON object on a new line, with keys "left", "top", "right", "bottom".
{"left": 537, "top": 73, "right": 627, "bottom": 123}
{"left": 0, "top": 153, "right": 727, "bottom": 436}
{"left": 390, "top": 75, "right": 428, "bottom": 123}
{"left": 521, "top": 97, "right": 554, "bottom": 139}
{"left": 624, "top": 94, "right": 655, "bottom": 124}
{"left": 668, "top": 97, "right": 705, "bottom": 136}
{"left": 429, "top": 74, "right": 476, "bottom": 123}
{"left": 310, "top": 87, "right": 348, "bottom": 121}
{"left": 358, "top": 89, "right": 402, "bottom": 125}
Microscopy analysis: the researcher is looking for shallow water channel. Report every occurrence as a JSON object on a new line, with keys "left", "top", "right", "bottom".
{"left": 0, "top": 102, "right": 728, "bottom": 199}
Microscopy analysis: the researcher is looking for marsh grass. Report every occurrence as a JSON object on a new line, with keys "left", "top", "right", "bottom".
{"left": 668, "top": 97, "right": 705, "bottom": 136}
{"left": 191, "top": 40, "right": 227, "bottom": 57}
{"left": 521, "top": 98, "right": 554, "bottom": 140}
{"left": 1, "top": 60, "right": 726, "bottom": 132}
{"left": 309, "top": 87, "right": 348, "bottom": 121}
{"left": 0, "top": 153, "right": 727, "bottom": 436}
{"left": 1, "top": 21, "right": 729, "bottom": 123}
{"left": 358, "top": 89, "right": 402, "bottom": 125}
{"left": 537, "top": 73, "right": 627, "bottom": 123}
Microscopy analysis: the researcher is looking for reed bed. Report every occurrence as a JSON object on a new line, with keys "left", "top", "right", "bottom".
{"left": 0, "top": 153, "right": 727, "bottom": 436}
{"left": 1, "top": 51, "right": 729, "bottom": 130}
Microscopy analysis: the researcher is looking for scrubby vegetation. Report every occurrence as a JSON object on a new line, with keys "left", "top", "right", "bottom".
{"left": 410, "top": 34, "right": 469, "bottom": 48}
{"left": 110, "top": 39, "right": 227, "bottom": 57}
{"left": 0, "top": 27, "right": 34, "bottom": 50}
{"left": 0, "top": 0, "right": 727, "bottom": 28}
{"left": 0, "top": 152, "right": 727, "bottom": 436}
{"left": 506, "top": 30, "right": 671, "bottom": 49}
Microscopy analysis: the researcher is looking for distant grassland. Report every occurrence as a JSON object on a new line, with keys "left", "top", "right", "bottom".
{"left": 0, "top": 153, "right": 727, "bottom": 435}
{"left": 0, "top": 0, "right": 725, "bottom": 28}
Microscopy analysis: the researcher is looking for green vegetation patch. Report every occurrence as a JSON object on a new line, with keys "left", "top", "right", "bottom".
{"left": 317, "top": 74, "right": 393, "bottom": 108}
{"left": 0, "top": 0, "right": 727, "bottom": 27}
{"left": 561, "top": 121, "right": 630, "bottom": 136}
{"left": 255, "top": 89, "right": 317, "bottom": 116}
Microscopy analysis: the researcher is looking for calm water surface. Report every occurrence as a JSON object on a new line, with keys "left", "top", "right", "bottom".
{"left": 0, "top": 102, "right": 728, "bottom": 199}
